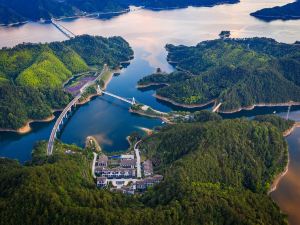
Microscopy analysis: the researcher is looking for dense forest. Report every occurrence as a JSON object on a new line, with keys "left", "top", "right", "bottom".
{"left": 250, "top": 0, "right": 300, "bottom": 21}
{"left": 0, "top": 116, "right": 291, "bottom": 225}
{"left": 0, "top": 35, "right": 133, "bottom": 130}
{"left": 0, "top": 0, "right": 239, "bottom": 25}
{"left": 139, "top": 37, "right": 300, "bottom": 112}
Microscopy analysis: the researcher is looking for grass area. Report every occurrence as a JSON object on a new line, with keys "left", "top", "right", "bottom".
{"left": 99, "top": 70, "right": 113, "bottom": 89}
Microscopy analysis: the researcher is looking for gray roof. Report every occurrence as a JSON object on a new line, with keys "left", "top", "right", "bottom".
{"left": 97, "top": 155, "right": 108, "bottom": 162}
{"left": 120, "top": 159, "right": 136, "bottom": 167}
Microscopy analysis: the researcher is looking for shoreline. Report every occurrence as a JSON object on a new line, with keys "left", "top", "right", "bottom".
{"left": 0, "top": 64, "right": 123, "bottom": 136}
{"left": 154, "top": 94, "right": 215, "bottom": 108}
{"left": 137, "top": 82, "right": 169, "bottom": 89}
{"left": 0, "top": 114, "right": 55, "bottom": 134}
{"left": 219, "top": 101, "right": 300, "bottom": 114}
{"left": 268, "top": 122, "right": 300, "bottom": 194}
{"left": 268, "top": 152, "right": 290, "bottom": 195}
{"left": 0, "top": 1, "right": 240, "bottom": 27}
{"left": 129, "top": 108, "right": 172, "bottom": 124}
{"left": 101, "top": 70, "right": 114, "bottom": 90}
{"left": 283, "top": 122, "right": 300, "bottom": 137}
{"left": 153, "top": 94, "right": 300, "bottom": 112}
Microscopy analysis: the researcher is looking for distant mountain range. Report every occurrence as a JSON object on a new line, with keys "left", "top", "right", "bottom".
{"left": 0, "top": 0, "right": 239, "bottom": 25}
{"left": 251, "top": 0, "right": 300, "bottom": 21}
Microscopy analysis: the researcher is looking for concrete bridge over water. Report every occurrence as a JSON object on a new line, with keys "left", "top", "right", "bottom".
{"left": 47, "top": 74, "right": 137, "bottom": 155}
{"left": 51, "top": 19, "right": 76, "bottom": 39}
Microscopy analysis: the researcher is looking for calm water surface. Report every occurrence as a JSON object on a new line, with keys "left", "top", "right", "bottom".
{"left": 0, "top": 0, "right": 300, "bottom": 223}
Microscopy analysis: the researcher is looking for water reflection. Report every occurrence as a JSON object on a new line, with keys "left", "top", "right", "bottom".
{"left": 271, "top": 128, "right": 300, "bottom": 225}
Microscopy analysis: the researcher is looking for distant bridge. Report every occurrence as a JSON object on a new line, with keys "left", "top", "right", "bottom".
{"left": 51, "top": 19, "right": 76, "bottom": 39}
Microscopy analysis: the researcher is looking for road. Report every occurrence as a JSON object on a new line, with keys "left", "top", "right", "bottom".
{"left": 47, "top": 65, "right": 108, "bottom": 156}
{"left": 134, "top": 140, "right": 142, "bottom": 178}
{"left": 92, "top": 152, "right": 97, "bottom": 179}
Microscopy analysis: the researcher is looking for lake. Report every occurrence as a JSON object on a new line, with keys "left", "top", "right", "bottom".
{"left": 0, "top": 0, "right": 299, "bottom": 223}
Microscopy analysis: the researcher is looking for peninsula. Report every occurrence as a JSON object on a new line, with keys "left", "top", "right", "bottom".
{"left": 250, "top": 0, "right": 300, "bottom": 21}
{"left": 0, "top": 113, "right": 291, "bottom": 224}
{"left": 138, "top": 36, "right": 300, "bottom": 113}
{"left": 0, "top": 35, "right": 133, "bottom": 132}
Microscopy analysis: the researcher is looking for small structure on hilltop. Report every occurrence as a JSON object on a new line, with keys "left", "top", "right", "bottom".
{"left": 219, "top": 31, "right": 231, "bottom": 39}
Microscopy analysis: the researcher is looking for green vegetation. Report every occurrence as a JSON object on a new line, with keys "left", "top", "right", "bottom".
{"left": 254, "top": 114, "right": 295, "bottom": 133}
{"left": 16, "top": 51, "right": 72, "bottom": 89}
{"left": 79, "top": 85, "right": 97, "bottom": 102}
{"left": 0, "top": 35, "right": 133, "bottom": 130}
{"left": 139, "top": 37, "right": 300, "bottom": 111}
{"left": 251, "top": 0, "right": 300, "bottom": 21}
{"left": 0, "top": 0, "right": 239, "bottom": 25}
{"left": 98, "top": 70, "right": 113, "bottom": 89}
{"left": 0, "top": 118, "right": 288, "bottom": 224}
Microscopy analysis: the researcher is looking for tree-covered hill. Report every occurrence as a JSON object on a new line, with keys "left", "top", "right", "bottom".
{"left": 139, "top": 37, "right": 300, "bottom": 112}
{"left": 250, "top": 0, "right": 300, "bottom": 21}
{"left": 0, "top": 117, "right": 289, "bottom": 224}
{"left": 0, "top": 35, "right": 133, "bottom": 130}
{"left": 0, "top": 0, "right": 239, "bottom": 25}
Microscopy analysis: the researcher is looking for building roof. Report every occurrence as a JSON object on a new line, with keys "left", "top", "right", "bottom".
{"left": 120, "top": 159, "right": 136, "bottom": 167}
{"left": 136, "top": 175, "right": 163, "bottom": 186}
{"left": 96, "top": 167, "right": 136, "bottom": 174}
{"left": 120, "top": 154, "right": 134, "bottom": 159}
{"left": 97, "top": 176, "right": 107, "bottom": 183}
{"left": 97, "top": 155, "right": 108, "bottom": 163}
{"left": 143, "top": 160, "right": 153, "bottom": 171}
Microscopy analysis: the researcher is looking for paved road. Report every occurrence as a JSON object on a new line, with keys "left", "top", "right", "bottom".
{"left": 92, "top": 152, "right": 97, "bottom": 179}
{"left": 134, "top": 140, "right": 142, "bottom": 178}
{"left": 47, "top": 65, "right": 108, "bottom": 156}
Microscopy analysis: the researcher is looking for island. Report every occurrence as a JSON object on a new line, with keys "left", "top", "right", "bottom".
{"left": 250, "top": 0, "right": 300, "bottom": 21}
{"left": 0, "top": 35, "right": 133, "bottom": 133}
{"left": 0, "top": 113, "right": 292, "bottom": 224}
{"left": 0, "top": 0, "right": 239, "bottom": 25}
{"left": 138, "top": 36, "right": 300, "bottom": 113}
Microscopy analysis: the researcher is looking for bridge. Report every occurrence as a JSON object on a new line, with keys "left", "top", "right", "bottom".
{"left": 98, "top": 86, "right": 136, "bottom": 105}
{"left": 47, "top": 94, "right": 80, "bottom": 155}
{"left": 212, "top": 102, "right": 222, "bottom": 112}
{"left": 51, "top": 19, "right": 76, "bottom": 39}
{"left": 47, "top": 66, "right": 137, "bottom": 155}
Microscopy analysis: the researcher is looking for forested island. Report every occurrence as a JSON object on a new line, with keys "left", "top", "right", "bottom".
{"left": 250, "top": 0, "right": 300, "bottom": 21}
{"left": 0, "top": 114, "right": 292, "bottom": 224}
{"left": 0, "top": 35, "right": 133, "bottom": 131}
{"left": 0, "top": 0, "right": 239, "bottom": 25}
{"left": 138, "top": 37, "right": 300, "bottom": 112}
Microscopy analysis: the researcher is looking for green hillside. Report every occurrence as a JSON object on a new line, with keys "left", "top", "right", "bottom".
{"left": 0, "top": 117, "right": 289, "bottom": 224}
{"left": 16, "top": 51, "right": 72, "bottom": 88}
{"left": 139, "top": 37, "right": 300, "bottom": 111}
{"left": 0, "top": 35, "right": 133, "bottom": 130}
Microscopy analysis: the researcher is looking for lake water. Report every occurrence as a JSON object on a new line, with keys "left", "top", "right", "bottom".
{"left": 0, "top": 0, "right": 300, "bottom": 223}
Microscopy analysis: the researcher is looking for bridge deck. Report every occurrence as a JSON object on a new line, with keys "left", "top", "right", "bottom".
{"left": 47, "top": 66, "right": 108, "bottom": 155}
{"left": 101, "top": 91, "right": 134, "bottom": 104}
{"left": 51, "top": 19, "right": 76, "bottom": 39}
{"left": 47, "top": 95, "right": 81, "bottom": 155}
